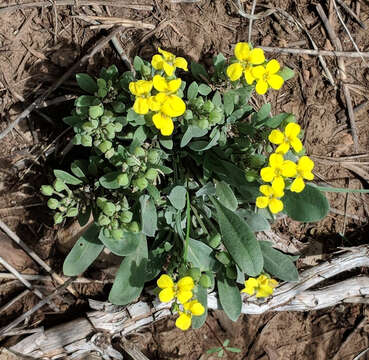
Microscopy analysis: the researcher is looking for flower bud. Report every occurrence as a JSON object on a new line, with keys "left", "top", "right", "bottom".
{"left": 106, "top": 123, "right": 115, "bottom": 134}
{"left": 103, "top": 228, "right": 111, "bottom": 238}
{"left": 111, "top": 229, "right": 123, "bottom": 240}
{"left": 82, "top": 121, "right": 95, "bottom": 131}
{"left": 97, "top": 197, "right": 107, "bottom": 209}
{"left": 183, "top": 109, "right": 193, "bottom": 121}
{"left": 98, "top": 140, "right": 112, "bottom": 153}
{"left": 103, "top": 202, "right": 116, "bottom": 216}
{"left": 133, "top": 177, "right": 148, "bottom": 191}
{"left": 208, "top": 233, "right": 221, "bottom": 248}
{"left": 198, "top": 119, "right": 209, "bottom": 130}
{"left": 128, "top": 221, "right": 140, "bottom": 233}
{"left": 81, "top": 134, "right": 92, "bottom": 147}
{"left": 89, "top": 105, "right": 104, "bottom": 119}
{"left": 245, "top": 169, "right": 258, "bottom": 182}
{"left": 100, "top": 115, "right": 111, "bottom": 126}
{"left": 126, "top": 157, "right": 138, "bottom": 167}
{"left": 117, "top": 173, "right": 129, "bottom": 187}
{"left": 147, "top": 150, "right": 160, "bottom": 164}
{"left": 203, "top": 100, "right": 214, "bottom": 113}
{"left": 53, "top": 179, "right": 65, "bottom": 192}
{"left": 134, "top": 146, "right": 146, "bottom": 158}
{"left": 188, "top": 267, "right": 201, "bottom": 282}
{"left": 120, "top": 210, "right": 133, "bottom": 223}
{"left": 66, "top": 207, "right": 78, "bottom": 217}
{"left": 209, "top": 110, "right": 222, "bottom": 124}
{"left": 114, "top": 122, "right": 123, "bottom": 133}
{"left": 98, "top": 214, "right": 110, "bottom": 226}
{"left": 41, "top": 185, "right": 54, "bottom": 196}
{"left": 199, "top": 274, "right": 212, "bottom": 288}
{"left": 111, "top": 219, "right": 119, "bottom": 229}
{"left": 104, "top": 148, "right": 115, "bottom": 159}
{"left": 54, "top": 212, "right": 63, "bottom": 224}
{"left": 73, "top": 134, "right": 82, "bottom": 145}
{"left": 98, "top": 88, "right": 108, "bottom": 98}
{"left": 145, "top": 168, "right": 158, "bottom": 181}
{"left": 47, "top": 198, "right": 59, "bottom": 210}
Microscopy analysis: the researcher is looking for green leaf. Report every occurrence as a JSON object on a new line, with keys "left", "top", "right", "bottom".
{"left": 256, "top": 103, "right": 271, "bottom": 122}
{"left": 265, "top": 113, "right": 292, "bottom": 128}
{"left": 75, "top": 95, "right": 99, "bottom": 107}
{"left": 54, "top": 170, "right": 83, "bottom": 185}
{"left": 314, "top": 185, "right": 369, "bottom": 193}
{"left": 213, "top": 198, "right": 263, "bottom": 276}
{"left": 259, "top": 241, "right": 298, "bottom": 281}
{"left": 63, "top": 115, "right": 82, "bottom": 126}
{"left": 168, "top": 186, "right": 187, "bottom": 210}
{"left": 78, "top": 206, "right": 91, "bottom": 227}
{"left": 212, "top": 91, "right": 222, "bottom": 107}
{"left": 76, "top": 73, "right": 98, "bottom": 94}
{"left": 99, "top": 172, "right": 121, "bottom": 189}
{"left": 180, "top": 126, "right": 208, "bottom": 148}
{"left": 63, "top": 224, "right": 104, "bottom": 276}
{"left": 139, "top": 195, "right": 157, "bottom": 237}
{"left": 99, "top": 229, "right": 141, "bottom": 256}
{"left": 238, "top": 210, "right": 270, "bottom": 232}
{"left": 188, "top": 130, "right": 220, "bottom": 151}
{"left": 190, "top": 61, "right": 209, "bottom": 81}
{"left": 213, "top": 53, "right": 226, "bottom": 77}
{"left": 224, "top": 91, "right": 235, "bottom": 116}
{"left": 226, "top": 347, "right": 241, "bottom": 353}
{"left": 198, "top": 84, "right": 212, "bottom": 96}
{"left": 283, "top": 185, "right": 329, "bottom": 222}
{"left": 227, "top": 105, "right": 252, "bottom": 123}
{"left": 217, "top": 275, "right": 242, "bottom": 322}
{"left": 133, "top": 56, "right": 144, "bottom": 72}
{"left": 108, "top": 235, "right": 148, "bottom": 305}
{"left": 159, "top": 137, "right": 173, "bottom": 150}
{"left": 278, "top": 66, "right": 295, "bottom": 81}
{"left": 71, "top": 160, "right": 88, "bottom": 182}
{"left": 127, "top": 109, "right": 145, "bottom": 124}
{"left": 129, "top": 125, "right": 147, "bottom": 153}
{"left": 207, "top": 348, "right": 222, "bottom": 355}
{"left": 215, "top": 180, "right": 238, "bottom": 211}
{"left": 188, "top": 239, "right": 216, "bottom": 271}
{"left": 187, "top": 81, "right": 199, "bottom": 100}
{"left": 191, "top": 285, "right": 208, "bottom": 329}
{"left": 147, "top": 183, "right": 161, "bottom": 203}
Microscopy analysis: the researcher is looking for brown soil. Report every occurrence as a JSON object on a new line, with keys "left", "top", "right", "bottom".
{"left": 0, "top": 0, "right": 369, "bottom": 359}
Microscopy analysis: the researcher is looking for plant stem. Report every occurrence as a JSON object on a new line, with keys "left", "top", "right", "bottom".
{"left": 183, "top": 190, "right": 191, "bottom": 263}
{"left": 190, "top": 204, "right": 208, "bottom": 235}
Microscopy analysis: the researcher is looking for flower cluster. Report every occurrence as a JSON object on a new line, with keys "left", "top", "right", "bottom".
{"left": 129, "top": 49, "right": 188, "bottom": 136}
{"left": 226, "top": 42, "right": 284, "bottom": 95}
{"left": 256, "top": 123, "right": 315, "bottom": 214}
{"left": 157, "top": 274, "right": 205, "bottom": 331}
{"left": 241, "top": 275, "right": 278, "bottom": 298}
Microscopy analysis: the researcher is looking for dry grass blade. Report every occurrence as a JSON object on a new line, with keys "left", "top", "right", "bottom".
{"left": 75, "top": 15, "right": 155, "bottom": 30}
{"left": 336, "top": 0, "right": 366, "bottom": 29}
{"left": 232, "top": 0, "right": 276, "bottom": 20}
{"left": 0, "top": 290, "right": 30, "bottom": 315}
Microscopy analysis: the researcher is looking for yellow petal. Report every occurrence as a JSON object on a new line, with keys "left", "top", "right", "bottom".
{"left": 255, "top": 79, "right": 268, "bottom": 95}
{"left": 275, "top": 142, "right": 290, "bottom": 154}
{"left": 129, "top": 82, "right": 138, "bottom": 95}
{"left": 268, "top": 279, "right": 278, "bottom": 288}
{"left": 234, "top": 42, "right": 250, "bottom": 61}
{"left": 272, "top": 176, "right": 285, "bottom": 195}
{"left": 177, "top": 290, "right": 193, "bottom": 304}
{"left": 177, "top": 276, "right": 194, "bottom": 291}
{"left": 226, "top": 63, "right": 243, "bottom": 81}
{"left": 266, "top": 59, "right": 280, "bottom": 74}
{"left": 161, "top": 95, "right": 186, "bottom": 117}
{"left": 148, "top": 96, "right": 162, "bottom": 112}
{"left": 249, "top": 48, "right": 265, "bottom": 65}
{"left": 183, "top": 300, "right": 195, "bottom": 311}
{"left": 268, "top": 129, "right": 284, "bottom": 145}
{"left": 153, "top": 75, "right": 168, "bottom": 92}
{"left": 256, "top": 196, "right": 269, "bottom": 209}
{"left": 269, "top": 153, "right": 284, "bottom": 169}
{"left": 300, "top": 170, "right": 314, "bottom": 181}
{"left": 175, "top": 312, "right": 192, "bottom": 331}
{"left": 190, "top": 302, "right": 205, "bottom": 316}
{"left": 259, "top": 185, "right": 272, "bottom": 196}
{"left": 260, "top": 167, "right": 275, "bottom": 182}
{"left": 257, "top": 275, "right": 268, "bottom": 284}
{"left": 133, "top": 97, "right": 149, "bottom": 115}
{"left": 160, "top": 118, "right": 174, "bottom": 136}
{"left": 151, "top": 54, "right": 164, "bottom": 70}
{"left": 158, "top": 47, "right": 174, "bottom": 61}
{"left": 152, "top": 112, "right": 170, "bottom": 130}
{"left": 159, "top": 287, "right": 175, "bottom": 302}
{"left": 244, "top": 68, "right": 255, "bottom": 85}
{"left": 281, "top": 160, "right": 297, "bottom": 177}
{"left": 290, "top": 137, "right": 303, "bottom": 153}
{"left": 241, "top": 277, "right": 258, "bottom": 295}
{"left": 157, "top": 274, "right": 174, "bottom": 289}
{"left": 285, "top": 122, "right": 300, "bottom": 138}
{"left": 256, "top": 284, "right": 274, "bottom": 298}
{"left": 251, "top": 65, "right": 266, "bottom": 79}
{"left": 268, "top": 74, "right": 284, "bottom": 90}
{"left": 135, "top": 80, "right": 152, "bottom": 95}
{"left": 298, "top": 156, "right": 314, "bottom": 172}
{"left": 168, "top": 78, "right": 182, "bottom": 93}
{"left": 174, "top": 57, "right": 188, "bottom": 71}
{"left": 163, "top": 61, "right": 175, "bottom": 76}
{"left": 290, "top": 176, "right": 305, "bottom": 193}
{"left": 268, "top": 198, "right": 283, "bottom": 214}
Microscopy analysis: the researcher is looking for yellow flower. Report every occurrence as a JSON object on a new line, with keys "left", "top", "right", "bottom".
{"left": 151, "top": 48, "right": 188, "bottom": 77}
{"left": 241, "top": 275, "right": 278, "bottom": 298}
{"left": 256, "top": 184, "right": 284, "bottom": 214}
{"left": 268, "top": 123, "right": 303, "bottom": 154}
{"left": 291, "top": 156, "right": 315, "bottom": 193}
{"left": 129, "top": 80, "right": 153, "bottom": 114}
{"left": 175, "top": 311, "right": 192, "bottom": 331}
{"left": 183, "top": 300, "right": 205, "bottom": 316}
{"left": 157, "top": 274, "right": 194, "bottom": 304}
{"left": 152, "top": 75, "right": 186, "bottom": 118}
{"left": 226, "top": 42, "right": 265, "bottom": 83}
{"left": 152, "top": 112, "right": 174, "bottom": 136}
{"left": 260, "top": 153, "right": 297, "bottom": 191}
{"left": 251, "top": 59, "right": 284, "bottom": 95}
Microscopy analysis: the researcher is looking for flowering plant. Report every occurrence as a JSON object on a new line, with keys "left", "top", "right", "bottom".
{"left": 41, "top": 43, "right": 329, "bottom": 330}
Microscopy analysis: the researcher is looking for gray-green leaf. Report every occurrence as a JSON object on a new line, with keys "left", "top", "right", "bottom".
{"left": 168, "top": 186, "right": 187, "bottom": 210}
{"left": 54, "top": 170, "right": 83, "bottom": 185}
{"left": 215, "top": 180, "right": 238, "bottom": 211}
{"left": 139, "top": 195, "right": 157, "bottom": 237}
{"left": 217, "top": 275, "right": 242, "bottom": 322}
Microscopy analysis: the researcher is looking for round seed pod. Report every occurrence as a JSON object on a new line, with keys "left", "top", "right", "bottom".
{"left": 198, "top": 119, "right": 209, "bottom": 130}
{"left": 53, "top": 179, "right": 65, "bottom": 192}
{"left": 134, "top": 146, "right": 146, "bottom": 158}
{"left": 54, "top": 212, "right": 64, "bottom": 224}
{"left": 134, "top": 177, "right": 148, "bottom": 191}
{"left": 119, "top": 210, "right": 133, "bottom": 224}
{"left": 188, "top": 267, "right": 201, "bottom": 282}
{"left": 208, "top": 233, "right": 221, "bottom": 248}
{"left": 98, "top": 140, "right": 112, "bottom": 153}
{"left": 89, "top": 105, "right": 104, "bottom": 119}
{"left": 199, "top": 274, "right": 212, "bottom": 288}
{"left": 147, "top": 150, "right": 160, "bottom": 164}
{"left": 81, "top": 134, "right": 93, "bottom": 147}
{"left": 98, "top": 214, "right": 110, "bottom": 226}
{"left": 66, "top": 207, "right": 78, "bottom": 217}
{"left": 47, "top": 198, "right": 59, "bottom": 210}
{"left": 145, "top": 168, "right": 158, "bottom": 181}
{"left": 41, "top": 185, "right": 54, "bottom": 196}
{"left": 103, "top": 202, "right": 116, "bottom": 217}
{"left": 111, "top": 229, "right": 123, "bottom": 241}
{"left": 117, "top": 173, "right": 129, "bottom": 187}
{"left": 128, "top": 221, "right": 140, "bottom": 233}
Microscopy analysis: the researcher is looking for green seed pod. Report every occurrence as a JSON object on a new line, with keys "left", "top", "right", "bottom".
{"left": 111, "top": 219, "right": 119, "bottom": 230}
{"left": 134, "top": 177, "right": 148, "bottom": 191}
{"left": 114, "top": 122, "right": 123, "bottom": 133}
{"left": 209, "top": 110, "right": 222, "bottom": 124}
{"left": 226, "top": 266, "right": 237, "bottom": 280}
{"left": 97, "top": 197, "right": 107, "bottom": 209}
{"left": 81, "top": 134, "right": 93, "bottom": 147}
{"left": 147, "top": 150, "right": 160, "bottom": 164}
{"left": 126, "top": 157, "right": 138, "bottom": 167}
{"left": 61, "top": 197, "right": 71, "bottom": 206}
{"left": 103, "top": 202, "right": 116, "bottom": 217}
{"left": 145, "top": 168, "right": 158, "bottom": 181}
{"left": 54, "top": 212, "right": 63, "bottom": 225}
{"left": 97, "top": 78, "right": 107, "bottom": 88}
{"left": 93, "top": 139, "right": 101, "bottom": 147}
{"left": 98, "top": 214, "right": 110, "bottom": 226}
{"left": 40, "top": 185, "right": 54, "bottom": 196}
{"left": 103, "top": 228, "right": 111, "bottom": 238}
{"left": 100, "top": 115, "right": 111, "bottom": 126}
{"left": 53, "top": 179, "right": 65, "bottom": 192}
{"left": 199, "top": 274, "right": 212, "bottom": 288}
{"left": 119, "top": 210, "right": 133, "bottom": 224}
{"left": 104, "top": 148, "right": 115, "bottom": 159}
{"left": 203, "top": 100, "right": 215, "bottom": 113}
{"left": 106, "top": 123, "right": 115, "bottom": 134}
{"left": 198, "top": 119, "right": 209, "bottom": 130}
{"left": 134, "top": 146, "right": 146, "bottom": 158}
{"left": 132, "top": 165, "right": 140, "bottom": 173}
{"left": 66, "top": 207, "right": 78, "bottom": 217}
{"left": 208, "top": 233, "right": 221, "bottom": 248}
{"left": 215, "top": 251, "right": 231, "bottom": 265}
{"left": 89, "top": 105, "right": 104, "bottom": 119}
{"left": 128, "top": 221, "right": 140, "bottom": 233}
{"left": 98, "top": 140, "right": 112, "bottom": 153}
{"left": 97, "top": 88, "right": 108, "bottom": 98}
{"left": 245, "top": 169, "right": 258, "bottom": 182}
{"left": 105, "top": 130, "right": 116, "bottom": 140}
{"left": 117, "top": 173, "right": 129, "bottom": 187}
{"left": 188, "top": 267, "right": 201, "bottom": 282}
{"left": 111, "top": 229, "right": 123, "bottom": 241}
{"left": 183, "top": 109, "right": 193, "bottom": 121}
{"left": 47, "top": 198, "right": 59, "bottom": 210}
{"left": 82, "top": 121, "right": 95, "bottom": 131}
{"left": 193, "top": 97, "right": 204, "bottom": 109}
{"left": 73, "top": 134, "right": 82, "bottom": 145}
{"left": 140, "top": 164, "right": 147, "bottom": 172}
